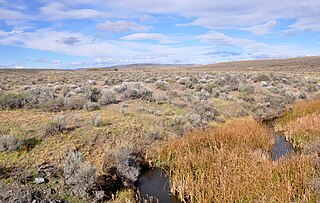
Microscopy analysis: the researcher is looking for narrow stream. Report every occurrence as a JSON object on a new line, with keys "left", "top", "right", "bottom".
{"left": 137, "top": 168, "right": 181, "bottom": 203}
{"left": 271, "top": 135, "right": 294, "bottom": 161}
{"left": 137, "top": 122, "right": 294, "bottom": 202}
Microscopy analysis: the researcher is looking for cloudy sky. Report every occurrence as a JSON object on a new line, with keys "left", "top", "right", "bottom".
{"left": 0, "top": 0, "right": 319, "bottom": 68}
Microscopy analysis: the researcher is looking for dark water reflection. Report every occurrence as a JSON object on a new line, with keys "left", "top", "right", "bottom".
{"left": 271, "top": 135, "right": 294, "bottom": 161}
{"left": 137, "top": 168, "right": 181, "bottom": 203}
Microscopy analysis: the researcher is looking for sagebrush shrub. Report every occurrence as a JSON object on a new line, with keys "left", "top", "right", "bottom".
{"left": 43, "top": 115, "right": 66, "bottom": 136}
{"left": 0, "top": 134, "right": 23, "bottom": 151}
{"left": 91, "top": 114, "right": 104, "bottom": 127}
{"left": 84, "top": 86, "right": 101, "bottom": 102}
{"left": 0, "top": 92, "right": 28, "bottom": 110}
{"left": 63, "top": 151, "right": 96, "bottom": 197}
{"left": 84, "top": 102, "right": 100, "bottom": 111}
{"left": 100, "top": 89, "right": 117, "bottom": 105}
{"left": 115, "top": 148, "right": 142, "bottom": 186}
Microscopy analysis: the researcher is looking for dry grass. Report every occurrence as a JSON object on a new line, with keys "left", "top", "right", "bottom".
{"left": 159, "top": 118, "right": 319, "bottom": 202}
{"left": 276, "top": 99, "right": 320, "bottom": 130}
{"left": 276, "top": 99, "right": 320, "bottom": 148}
{"left": 286, "top": 114, "right": 320, "bottom": 148}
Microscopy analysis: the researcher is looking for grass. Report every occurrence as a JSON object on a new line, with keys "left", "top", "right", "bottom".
{"left": 159, "top": 117, "right": 319, "bottom": 202}
{"left": 276, "top": 99, "right": 320, "bottom": 129}
{"left": 276, "top": 99, "right": 320, "bottom": 148}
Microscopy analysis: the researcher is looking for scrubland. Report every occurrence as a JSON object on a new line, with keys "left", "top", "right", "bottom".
{"left": 0, "top": 57, "right": 320, "bottom": 202}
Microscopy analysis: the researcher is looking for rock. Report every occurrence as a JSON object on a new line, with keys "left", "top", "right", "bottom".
{"left": 144, "top": 78, "right": 151, "bottom": 83}
{"left": 65, "top": 92, "right": 76, "bottom": 98}
{"left": 178, "top": 77, "right": 190, "bottom": 85}
{"left": 75, "top": 87, "right": 84, "bottom": 94}
{"left": 70, "top": 84, "right": 78, "bottom": 89}
{"left": 53, "top": 85, "right": 61, "bottom": 91}
{"left": 281, "top": 78, "right": 288, "bottom": 83}
{"left": 260, "top": 81, "right": 268, "bottom": 87}
{"left": 34, "top": 177, "right": 45, "bottom": 184}
{"left": 87, "top": 80, "right": 97, "bottom": 85}
{"left": 198, "top": 78, "right": 208, "bottom": 84}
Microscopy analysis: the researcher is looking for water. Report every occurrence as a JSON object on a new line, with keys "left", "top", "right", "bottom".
{"left": 271, "top": 135, "right": 293, "bottom": 161}
{"left": 137, "top": 168, "right": 181, "bottom": 203}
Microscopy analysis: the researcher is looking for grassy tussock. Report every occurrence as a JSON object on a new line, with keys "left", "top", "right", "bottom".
{"left": 160, "top": 118, "right": 318, "bottom": 202}
{"left": 286, "top": 114, "right": 320, "bottom": 148}
{"left": 277, "top": 99, "right": 320, "bottom": 129}
{"left": 276, "top": 99, "right": 320, "bottom": 148}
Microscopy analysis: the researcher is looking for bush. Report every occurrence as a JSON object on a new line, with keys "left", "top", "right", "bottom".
{"left": 155, "top": 80, "right": 170, "bottom": 91}
{"left": 0, "top": 92, "right": 28, "bottom": 110}
{"left": 115, "top": 148, "right": 142, "bottom": 186}
{"left": 239, "top": 84, "right": 255, "bottom": 94}
{"left": 100, "top": 89, "right": 117, "bottom": 105}
{"left": 0, "top": 134, "right": 23, "bottom": 151}
{"left": 146, "top": 129, "right": 164, "bottom": 143}
{"left": 38, "top": 97, "right": 65, "bottom": 112}
{"left": 84, "top": 102, "right": 100, "bottom": 111}
{"left": 91, "top": 114, "right": 104, "bottom": 127}
{"left": 43, "top": 115, "right": 66, "bottom": 136}
{"left": 120, "top": 82, "right": 153, "bottom": 100}
{"left": 84, "top": 86, "right": 101, "bottom": 102}
{"left": 64, "top": 96, "right": 86, "bottom": 110}
{"left": 63, "top": 151, "right": 96, "bottom": 197}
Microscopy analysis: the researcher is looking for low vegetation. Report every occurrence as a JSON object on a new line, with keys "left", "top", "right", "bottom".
{"left": 1, "top": 58, "right": 320, "bottom": 202}
{"left": 159, "top": 118, "right": 319, "bottom": 202}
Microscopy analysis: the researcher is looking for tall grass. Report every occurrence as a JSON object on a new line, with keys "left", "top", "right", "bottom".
{"left": 276, "top": 99, "right": 320, "bottom": 148}
{"left": 277, "top": 99, "right": 320, "bottom": 129}
{"left": 286, "top": 114, "right": 320, "bottom": 148}
{"left": 160, "top": 118, "right": 319, "bottom": 202}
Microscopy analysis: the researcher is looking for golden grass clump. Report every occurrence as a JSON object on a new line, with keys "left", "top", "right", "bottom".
{"left": 275, "top": 99, "right": 320, "bottom": 148}
{"left": 277, "top": 99, "right": 320, "bottom": 129}
{"left": 286, "top": 114, "right": 320, "bottom": 148}
{"left": 160, "top": 117, "right": 319, "bottom": 202}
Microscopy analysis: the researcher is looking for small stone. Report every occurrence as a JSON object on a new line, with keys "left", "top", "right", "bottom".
{"left": 260, "top": 81, "right": 268, "bottom": 87}
{"left": 34, "top": 177, "right": 45, "bottom": 184}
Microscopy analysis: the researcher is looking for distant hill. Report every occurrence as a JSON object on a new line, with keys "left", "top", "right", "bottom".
{"left": 195, "top": 56, "right": 320, "bottom": 72}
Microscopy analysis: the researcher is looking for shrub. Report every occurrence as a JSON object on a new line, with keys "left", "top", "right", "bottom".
{"left": 155, "top": 80, "right": 170, "bottom": 91}
{"left": 239, "top": 84, "right": 255, "bottom": 94}
{"left": 100, "top": 89, "right": 117, "bottom": 105}
{"left": 91, "top": 114, "right": 104, "bottom": 127}
{"left": 121, "top": 82, "right": 152, "bottom": 100}
{"left": 0, "top": 134, "right": 23, "bottom": 151}
{"left": 64, "top": 96, "right": 86, "bottom": 110}
{"left": 115, "top": 148, "right": 142, "bottom": 186}
{"left": 0, "top": 92, "right": 28, "bottom": 110}
{"left": 38, "top": 97, "right": 65, "bottom": 112}
{"left": 84, "top": 102, "right": 100, "bottom": 111}
{"left": 84, "top": 86, "right": 101, "bottom": 102}
{"left": 146, "top": 128, "right": 164, "bottom": 143}
{"left": 251, "top": 73, "right": 271, "bottom": 82}
{"left": 43, "top": 115, "right": 67, "bottom": 136}
{"left": 63, "top": 151, "right": 96, "bottom": 197}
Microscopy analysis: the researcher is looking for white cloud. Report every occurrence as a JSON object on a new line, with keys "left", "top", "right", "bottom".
{"left": 122, "top": 33, "right": 178, "bottom": 44}
{"left": 39, "top": 2, "right": 105, "bottom": 20}
{"left": 243, "top": 20, "right": 277, "bottom": 35}
{"left": 51, "top": 60, "right": 61, "bottom": 64}
{"left": 96, "top": 21, "right": 148, "bottom": 33}
{"left": 1, "top": 0, "right": 320, "bottom": 32}
{"left": 199, "top": 32, "right": 268, "bottom": 51}
{"left": 0, "top": 7, "right": 31, "bottom": 20}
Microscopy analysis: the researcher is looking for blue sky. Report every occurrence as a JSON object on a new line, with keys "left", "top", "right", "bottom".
{"left": 0, "top": 0, "right": 319, "bottom": 69}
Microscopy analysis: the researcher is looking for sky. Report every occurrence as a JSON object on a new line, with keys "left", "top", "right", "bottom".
{"left": 0, "top": 0, "right": 319, "bottom": 69}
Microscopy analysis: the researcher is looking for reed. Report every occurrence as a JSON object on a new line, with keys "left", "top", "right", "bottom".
{"left": 160, "top": 117, "right": 319, "bottom": 202}
{"left": 277, "top": 99, "right": 320, "bottom": 129}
